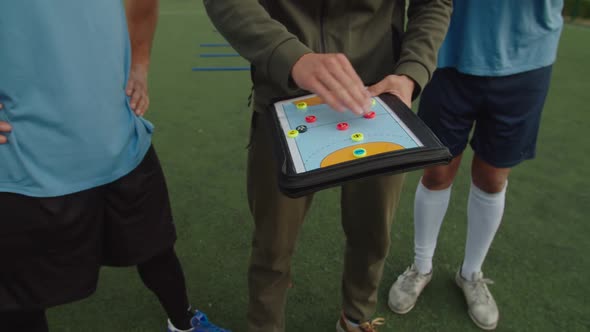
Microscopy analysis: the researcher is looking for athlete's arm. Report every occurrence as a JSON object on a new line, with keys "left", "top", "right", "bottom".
{"left": 0, "top": 103, "right": 11, "bottom": 144}
{"left": 204, "top": 0, "right": 370, "bottom": 115}
{"left": 368, "top": 0, "right": 452, "bottom": 108}
{"left": 124, "top": 0, "right": 159, "bottom": 116}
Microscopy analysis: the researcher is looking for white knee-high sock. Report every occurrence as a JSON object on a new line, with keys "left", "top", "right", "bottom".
{"left": 461, "top": 181, "right": 507, "bottom": 281}
{"left": 413, "top": 179, "right": 452, "bottom": 275}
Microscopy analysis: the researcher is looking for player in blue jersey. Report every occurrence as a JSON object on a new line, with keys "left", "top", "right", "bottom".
{"left": 0, "top": 1, "right": 228, "bottom": 332}
{"left": 387, "top": 1, "right": 564, "bottom": 330}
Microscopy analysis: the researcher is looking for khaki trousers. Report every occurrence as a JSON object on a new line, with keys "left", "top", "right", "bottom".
{"left": 246, "top": 112, "right": 405, "bottom": 332}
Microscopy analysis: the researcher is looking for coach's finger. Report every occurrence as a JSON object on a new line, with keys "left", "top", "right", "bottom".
{"left": 317, "top": 59, "right": 362, "bottom": 114}
{"left": 318, "top": 71, "right": 358, "bottom": 113}
{"left": 329, "top": 62, "right": 370, "bottom": 114}
{"left": 310, "top": 78, "right": 345, "bottom": 113}
{"left": 336, "top": 55, "right": 371, "bottom": 112}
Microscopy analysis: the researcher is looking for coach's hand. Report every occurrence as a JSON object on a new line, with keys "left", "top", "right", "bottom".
{"left": 0, "top": 103, "right": 12, "bottom": 144}
{"left": 291, "top": 53, "right": 372, "bottom": 115}
{"left": 126, "top": 63, "right": 150, "bottom": 117}
{"left": 368, "top": 74, "right": 415, "bottom": 109}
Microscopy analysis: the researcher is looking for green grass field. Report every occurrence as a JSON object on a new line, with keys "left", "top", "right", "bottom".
{"left": 47, "top": 2, "right": 590, "bottom": 331}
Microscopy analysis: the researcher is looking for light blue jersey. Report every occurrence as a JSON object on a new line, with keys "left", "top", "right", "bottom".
{"left": 438, "top": 0, "right": 564, "bottom": 76}
{"left": 0, "top": 0, "right": 153, "bottom": 197}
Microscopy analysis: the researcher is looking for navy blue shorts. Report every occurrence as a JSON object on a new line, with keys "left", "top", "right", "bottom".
{"left": 418, "top": 66, "right": 553, "bottom": 168}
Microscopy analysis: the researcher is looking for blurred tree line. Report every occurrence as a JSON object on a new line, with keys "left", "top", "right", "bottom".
{"left": 564, "top": 0, "right": 590, "bottom": 20}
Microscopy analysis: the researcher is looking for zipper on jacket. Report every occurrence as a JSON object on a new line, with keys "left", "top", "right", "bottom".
{"left": 319, "top": 0, "right": 327, "bottom": 53}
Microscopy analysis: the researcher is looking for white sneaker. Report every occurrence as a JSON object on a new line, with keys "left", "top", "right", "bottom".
{"left": 455, "top": 270, "right": 499, "bottom": 330}
{"left": 387, "top": 264, "right": 432, "bottom": 314}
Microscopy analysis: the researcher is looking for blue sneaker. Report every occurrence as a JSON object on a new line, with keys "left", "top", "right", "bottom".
{"left": 191, "top": 310, "right": 231, "bottom": 332}
{"left": 166, "top": 310, "right": 231, "bottom": 332}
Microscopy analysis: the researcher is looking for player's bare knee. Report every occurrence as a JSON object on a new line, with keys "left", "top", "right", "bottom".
{"left": 421, "top": 169, "right": 454, "bottom": 190}
{"left": 472, "top": 175, "right": 507, "bottom": 194}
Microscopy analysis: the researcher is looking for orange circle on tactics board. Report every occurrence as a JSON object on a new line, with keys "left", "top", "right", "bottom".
{"left": 320, "top": 142, "right": 405, "bottom": 168}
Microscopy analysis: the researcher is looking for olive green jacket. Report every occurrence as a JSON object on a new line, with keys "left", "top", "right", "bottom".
{"left": 203, "top": 0, "right": 452, "bottom": 112}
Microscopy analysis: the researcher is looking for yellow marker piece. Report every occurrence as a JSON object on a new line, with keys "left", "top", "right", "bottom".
{"left": 296, "top": 102, "right": 308, "bottom": 110}
{"left": 351, "top": 133, "right": 364, "bottom": 142}
{"left": 353, "top": 148, "right": 367, "bottom": 158}
{"left": 287, "top": 130, "right": 299, "bottom": 138}
{"left": 372, "top": 98, "right": 377, "bottom": 106}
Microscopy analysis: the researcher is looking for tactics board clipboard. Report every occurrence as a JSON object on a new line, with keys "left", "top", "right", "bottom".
{"left": 266, "top": 93, "right": 452, "bottom": 198}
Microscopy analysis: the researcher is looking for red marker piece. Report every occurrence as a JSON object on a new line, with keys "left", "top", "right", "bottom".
{"left": 337, "top": 122, "right": 349, "bottom": 131}
{"left": 305, "top": 115, "right": 317, "bottom": 123}
{"left": 364, "top": 111, "right": 376, "bottom": 119}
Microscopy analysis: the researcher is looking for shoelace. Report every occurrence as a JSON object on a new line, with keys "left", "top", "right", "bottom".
{"left": 469, "top": 277, "right": 495, "bottom": 305}
{"left": 399, "top": 267, "right": 425, "bottom": 293}
{"left": 359, "top": 317, "right": 385, "bottom": 332}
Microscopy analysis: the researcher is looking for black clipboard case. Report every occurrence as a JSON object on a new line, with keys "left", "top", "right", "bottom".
{"left": 266, "top": 93, "right": 452, "bottom": 198}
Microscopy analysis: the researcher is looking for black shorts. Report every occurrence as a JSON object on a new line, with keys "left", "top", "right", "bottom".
{"left": 418, "top": 66, "right": 553, "bottom": 168}
{"left": 0, "top": 146, "right": 176, "bottom": 311}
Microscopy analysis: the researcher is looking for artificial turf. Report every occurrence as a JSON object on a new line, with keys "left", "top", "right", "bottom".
{"left": 47, "top": 2, "right": 590, "bottom": 331}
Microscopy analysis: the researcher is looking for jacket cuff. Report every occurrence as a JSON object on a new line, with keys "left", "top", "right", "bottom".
{"left": 394, "top": 61, "right": 431, "bottom": 100}
{"left": 267, "top": 38, "right": 313, "bottom": 92}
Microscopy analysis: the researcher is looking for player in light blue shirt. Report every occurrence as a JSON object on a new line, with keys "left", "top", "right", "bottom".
{"left": 437, "top": 0, "right": 564, "bottom": 76}
{"left": 0, "top": 1, "right": 229, "bottom": 331}
{"left": 0, "top": 1, "right": 154, "bottom": 197}
{"left": 387, "top": 1, "right": 564, "bottom": 330}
